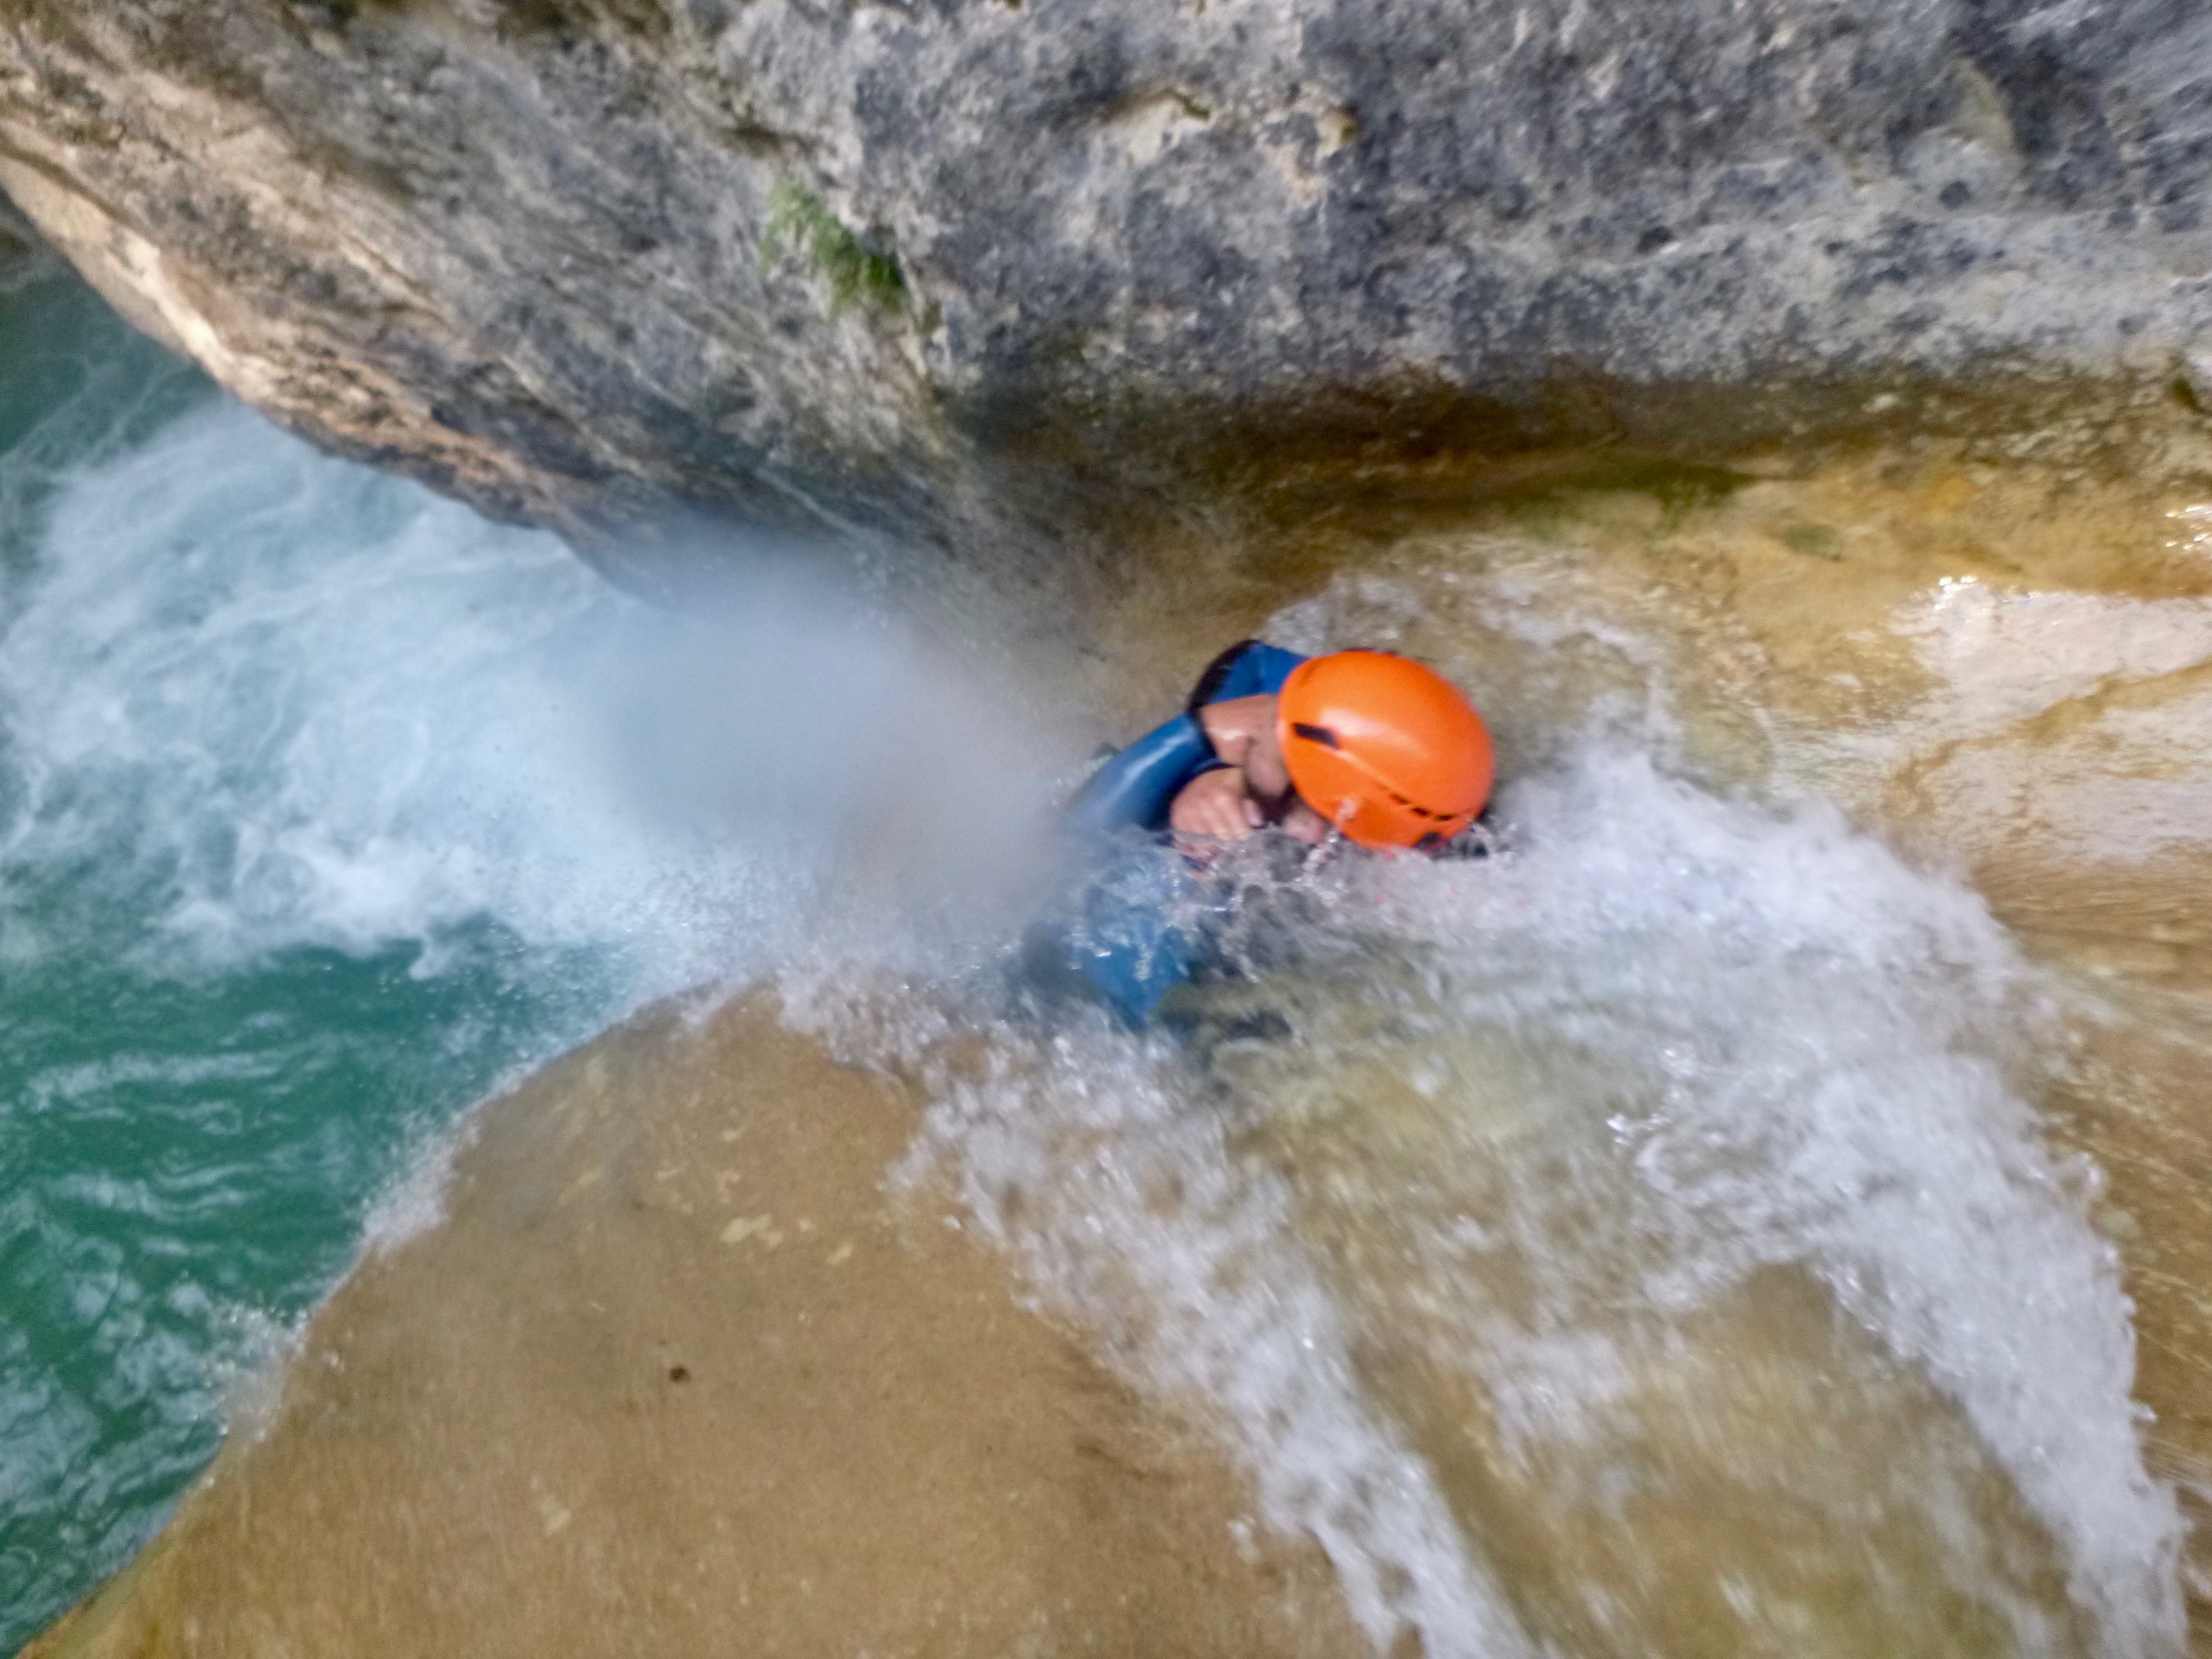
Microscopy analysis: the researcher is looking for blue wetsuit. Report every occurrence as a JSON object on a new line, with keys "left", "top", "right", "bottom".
{"left": 1066, "top": 640, "right": 1305, "bottom": 841}
{"left": 1060, "top": 641, "right": 1305, "bottom": 1024}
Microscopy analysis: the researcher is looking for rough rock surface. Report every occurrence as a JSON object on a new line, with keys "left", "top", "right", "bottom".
{"left": 0, "top": 0, "right": 2208, "bottom": 578}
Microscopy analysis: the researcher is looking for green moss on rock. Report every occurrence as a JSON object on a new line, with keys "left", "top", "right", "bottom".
{"left": 761, "top": 180, "right": 906, "bottom": 320}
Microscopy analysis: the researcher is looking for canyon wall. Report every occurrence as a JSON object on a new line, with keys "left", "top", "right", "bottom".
{"left": 0, "top": 0, "right": 2207, "bottom": 582}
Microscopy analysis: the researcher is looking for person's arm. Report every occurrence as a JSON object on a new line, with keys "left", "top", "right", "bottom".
{"left": 1068, "top": 640, "right": 1306, "bottom": 842}
{"left": 1065, "top": 713, "right": 1218, "bottom": 840}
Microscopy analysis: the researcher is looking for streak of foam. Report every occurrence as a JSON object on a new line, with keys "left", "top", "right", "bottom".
{"left": 888, "top": 1014, "right": 1533, "bottom": 1659}
{"left": 203, "top": 1304, "right": 304, "bottom": 1447}
{"left": 360, "top": 1106, "right": 483, "bottom": 1258}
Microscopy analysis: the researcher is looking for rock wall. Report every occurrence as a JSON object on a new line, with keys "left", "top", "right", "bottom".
{"left": 0, "top": 0, "right": 2207, "bottom": 580}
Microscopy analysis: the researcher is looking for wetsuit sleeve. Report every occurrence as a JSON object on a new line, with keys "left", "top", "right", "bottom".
{"left": 1065, "top": 712, "right": 1217, "bottom": 839}
{"left": 1187, "top": 639, "right": 1306, "bottom": 709}
{"left": 1052, "top": 641, "right": 1316, "bottom": 1028}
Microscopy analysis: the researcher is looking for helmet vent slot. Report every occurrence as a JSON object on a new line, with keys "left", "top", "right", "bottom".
{"left": 1292, "top": 722, "right": 1341, "bottom": 749}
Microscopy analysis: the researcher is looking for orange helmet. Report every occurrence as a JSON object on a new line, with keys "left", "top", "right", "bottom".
{"left": 1275, "top": 650, "right": 1494, "bottom": 849}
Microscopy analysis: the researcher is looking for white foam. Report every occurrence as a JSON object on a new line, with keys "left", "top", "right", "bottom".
{"left": 845, "top": 732, "right": 2184, "bottom": 1657}
{"left": 878, "top": 1012, "right": 1533, "bottom": 1659}
{"left": 2, "top": 401, "right": 678, "bottom": 968}
{"left": 0, "top": 399, "right": 1054, "bottom": 998}
{"left": 1370, "top": 750, "right": 2184, "bottom": 1653}
{"left": 202, "top": 1303, "right": 305, "bottom": 1447}
{"left": 360, "top": 1106, "right": 483, "bottom": 1258}
{"left": 781, "top": 563, "right": 2194, "bottom": 1656}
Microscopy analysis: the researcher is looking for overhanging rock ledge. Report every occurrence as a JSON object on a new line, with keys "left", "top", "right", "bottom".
{"left": 0, "top": 0, "right": 2207, "bottom": 587}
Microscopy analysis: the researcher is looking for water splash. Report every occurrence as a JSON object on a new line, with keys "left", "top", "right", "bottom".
{"left": 816, "top": 731, "right": 2184, "bottom": 1657}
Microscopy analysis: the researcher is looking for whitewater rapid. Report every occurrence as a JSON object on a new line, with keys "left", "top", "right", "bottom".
{"left": 3, "top": 255, "right": 2199, "bottom": 1657}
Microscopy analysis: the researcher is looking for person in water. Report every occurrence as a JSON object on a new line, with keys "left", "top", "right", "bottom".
{"left": 1058, "top": 640, "right": 1495, "bottom": 1023}
{"left": 1069, "top": 639, "right": 1495, "bottom": 852}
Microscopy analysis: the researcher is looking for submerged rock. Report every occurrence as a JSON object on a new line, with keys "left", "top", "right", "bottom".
{"left": 0, "top": 0, "right": 2206, "bottom": 581}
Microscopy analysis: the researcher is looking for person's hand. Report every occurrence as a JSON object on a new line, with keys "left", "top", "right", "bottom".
{"left": 1169, "top": 766, "right": 1263, "bottom": 853}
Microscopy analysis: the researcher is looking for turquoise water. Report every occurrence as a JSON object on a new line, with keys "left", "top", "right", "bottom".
{"left": 0, "top": 257, "right": 766, "bottom": 1650}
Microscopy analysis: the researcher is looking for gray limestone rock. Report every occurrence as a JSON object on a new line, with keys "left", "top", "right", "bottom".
{"left": 0, "top": 0, "right": 2207, "bottom": 580}
{"left": 2180, "top": 339, "right": 2212, "bottom": 413}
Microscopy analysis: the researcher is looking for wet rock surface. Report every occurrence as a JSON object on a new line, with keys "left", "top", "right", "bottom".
{"left": 0, "top": 0, "right": 2208, "bottom": 577}
{"left": 23, "top": 996, "right": 1365, "bottom": 1659}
